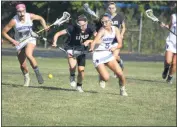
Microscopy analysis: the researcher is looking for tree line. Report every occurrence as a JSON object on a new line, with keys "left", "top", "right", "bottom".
{"left": 1, "top": 1, "right": 176, "bottom": 54}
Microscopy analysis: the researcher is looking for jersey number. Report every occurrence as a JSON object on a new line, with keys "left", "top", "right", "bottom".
{"left": 105, "top": 43, "right": 110, "bottom": 49}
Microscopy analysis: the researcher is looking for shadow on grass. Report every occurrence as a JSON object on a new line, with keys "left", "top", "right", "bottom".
{"left": 126, "top": 77, "right": 166, "bottom": 84}
{"left": 2, "top": 82, "right": 98, "bottom": 94}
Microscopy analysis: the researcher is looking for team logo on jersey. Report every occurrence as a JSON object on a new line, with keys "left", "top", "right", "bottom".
{"left": 103, "top": 38, "right": 114, "bottom": 41}
{"left": 112, "top": 21, "right": 118, "bottom": 25}
{"left": 16, "top": 26, "right": 32, "bottom": 32}
{"left": 76, "top": 34, "right": 89, "bottom": 40}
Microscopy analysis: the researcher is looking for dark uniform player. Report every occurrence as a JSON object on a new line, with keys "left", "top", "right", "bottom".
{"left": 107, "top": 2, "right": 126, "bottom": 71}
{"left": 52, "top": 15, "right": 97, "bottom": 92}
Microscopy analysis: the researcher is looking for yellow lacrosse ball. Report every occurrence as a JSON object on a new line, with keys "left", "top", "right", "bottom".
{"left": 48, "top": 74, "right": 53, "bottom": 79}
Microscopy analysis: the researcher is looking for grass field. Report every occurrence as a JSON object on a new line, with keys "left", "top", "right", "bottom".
{"left": 1, "top": 56, "right": 176, "bottom": 126}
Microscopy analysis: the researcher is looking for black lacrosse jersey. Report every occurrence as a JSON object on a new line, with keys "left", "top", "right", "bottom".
{"left": 66, "top": 24, "right": 96, "bottom": 47}
{"left": 112, "top": 12, "right": 125, "bottom": 29}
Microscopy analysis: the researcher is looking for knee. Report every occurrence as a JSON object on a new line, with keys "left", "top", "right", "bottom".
{"left": 26, "top": 53, "right": 33, "bottom": 59}
{"left": 165, "top": 59, "right": 172, "bottom": 65}
{"left": 20, "top": 62, "right": 27, "bottom": 69}
{"left": 78, "top": 69, "right": 84, "bottom": 76}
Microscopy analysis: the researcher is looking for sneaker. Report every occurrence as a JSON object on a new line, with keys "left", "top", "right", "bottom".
{"left": 70, "top": 76, "right": 76, "bottom": 88}
{"left": 162, "top": 68, "right": 169, "bottom": 79}
{"left": 113, "top": 73, "right": 117, "bottom": 78}
{"left": 166, "top": 75, "right": 173, "bottom": 84}
{"left": 24, "top": 74, "right": 30, "bottom": 87}
{"left": 120, "top": 86, "right": 128, "bottom": 96}
{"left": 118, "top": 59, "right": 124, "bottom": 71}
{"left": 99, "top": 80, "right": 106, "bottom": 88}
{"left": 76, "top": 86, "right": 84, "bottom": 92}
{"left": 34, "top": 69, "right": 44, "bottom": 84}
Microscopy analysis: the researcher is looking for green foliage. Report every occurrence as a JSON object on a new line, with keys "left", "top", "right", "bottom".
{"left": 1, "top": 1, "right": 174, "bottom": 54}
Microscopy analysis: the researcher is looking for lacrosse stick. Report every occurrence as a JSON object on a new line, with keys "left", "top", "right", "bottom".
{"left": 36, "top": 11, "right": 71, "bottom": 34}
{"left": 83, "top": 3, "right": 99, "bottom": 19}
{"left": 16, "top": 31, "right": 49, "bottom": 51}
{"left": 58, "top": 46, "right": 91, "bottom": 58}
{"left": 146, "top": 9, "right": 177, "bottom": 36}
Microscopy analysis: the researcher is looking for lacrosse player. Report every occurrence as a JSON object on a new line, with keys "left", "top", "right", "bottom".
{"left": 92, "top": 2, "right": 126, "bottom": 87}
{"left": 107, "top": 2, "right": 126, "bottom": 71}
{"left": 84, "top": 14, "right": 128, "bottom": 96}
{"left": 2, "top": 2, "right": 49, "bottom": 86}
{"left": 161, "top": 4, "right": 176, "bottom": 84}
{"left": 52, "top": 15, "right": 97, "bottom": 92}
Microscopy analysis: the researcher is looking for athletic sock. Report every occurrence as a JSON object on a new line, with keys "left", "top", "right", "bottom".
{"left": 77, "top": 83, "right": 82, "bottom": 87}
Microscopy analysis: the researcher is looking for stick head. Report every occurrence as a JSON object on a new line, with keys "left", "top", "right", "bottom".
{"left": 53, "top": 12, "right": 71, "bottom": 26}
{"left": 145, "top": 9, "right": 159, "bottom": 22}
{"left": 83, "top": 3, "right": 99, "bottom": 19}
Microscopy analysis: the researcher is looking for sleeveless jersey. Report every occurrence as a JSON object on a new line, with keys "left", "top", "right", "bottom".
{"left": 66, "top": 24, "right": 96, "bottom": 46}
{"left": 111, "top": 13, "right": 124, "bottom": 29}
{"left": 95, "top": 26, "right": 116, "bottom": 51}
{"left": 169, "top": 14, "right": 176, "bottom": 38}
{"left": 13, "top": 13, "right": 33, "bottom": 42}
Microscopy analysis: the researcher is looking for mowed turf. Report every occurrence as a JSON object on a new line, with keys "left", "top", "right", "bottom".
{"left": 1, "top": 56, "right": 176, "bottom": 126}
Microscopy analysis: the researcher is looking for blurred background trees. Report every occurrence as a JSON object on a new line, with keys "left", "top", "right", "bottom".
{"left": 1, "top": 1, "right": 176, "bottom": 54}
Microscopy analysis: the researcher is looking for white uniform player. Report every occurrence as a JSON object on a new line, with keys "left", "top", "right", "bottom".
{"left": 2, "top": 3, "right": 48, "bottom": 86}
{"left": 93, "top": 26, "right": 116, "bottom": 67}
{"left": 161, "top": 12, "right": 177, "bottom": 84}
{"left": 13, "top": 13, "right": 36, "bottom": 51}
{"left": 165, "top": 14, "right": 176, "bottom": 53}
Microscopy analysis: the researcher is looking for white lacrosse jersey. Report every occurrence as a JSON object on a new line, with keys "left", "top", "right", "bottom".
{"left": 170, "top": 14, "right": 176, "bottom": 35}
{"left": 94, "top": 26, "right": 116, "bottom": 51}
{"left": 13, "top": 13, "right": 33, "bottom": 42}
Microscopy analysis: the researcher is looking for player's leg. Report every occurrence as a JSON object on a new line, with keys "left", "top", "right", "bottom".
{"left": 17, "top": 47, "right": 30, "bottom": 86}
{"left": 166, "top": 53, "right": 176, "bottom": 84}
{"left": 106, "top": 59, "right": 128, "bottom": 96}
{"left": 113, "top": 48, "right": 124, "bottom": 70}
{"left": 96, "top": 64, "right": 110, "bottom": 83}
{"left": 25, "top": 43, "right": 44, "bottom": 84}
{"left": 67, "top": 54, "right": 77, "bottom": 88}
{"left": 162, "top": 50, "right": 173, "bottom": 79}
{"left": 76, "top": 54, "right": 86, "bottom": 92}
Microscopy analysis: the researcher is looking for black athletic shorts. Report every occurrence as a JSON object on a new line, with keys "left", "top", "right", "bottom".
{"left": 76, "top": 54, "right": 86, "bottom": 67}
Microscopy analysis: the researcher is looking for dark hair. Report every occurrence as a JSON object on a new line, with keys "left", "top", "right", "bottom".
{"left": 108, "top": 2, "right": 116, "bottom": 6}
{"left": 15, "top": 2, "right": 25, "bottom": 7}
{"left": 77, "top": 14, "right": 87, "bottom": 22}
{"left": 102, "top": 13, "right": 112, "bottom": 19}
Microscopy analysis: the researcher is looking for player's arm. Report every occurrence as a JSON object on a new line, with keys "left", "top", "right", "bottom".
{"left": 2, "top": 19, "right": 19, "bottom": 46}
{"left": 161, "top": 15, "right": 173, "bottom": 29}
{"left": 89, "top": 28, "right": 104, "bottom": 51}
{"left": 30, "top": 13, "right": 48, "bottom": 30}
{"left": 52, "top": 29, "right": 67, "bottom": 47}
{"left": 120, "top": 21, "right": 126, "bottom": 39}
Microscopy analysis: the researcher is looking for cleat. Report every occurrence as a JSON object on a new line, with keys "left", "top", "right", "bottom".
{"left": 166, "top": 75, "right": 173, "bottom": 84}
{"left": 99, "top": 80, "right": 106, "bottom": 88}
{"left": 120, "top": 86, "right": 128, "bottom": 96}
{"left": 70, "top": 76, "right": 76, "bottom": 88}
{"left": 113, "top": 73, "right": 117, "bottom": 78}
{"left": 76, "top": 86, "right": 84, "bottom": 92}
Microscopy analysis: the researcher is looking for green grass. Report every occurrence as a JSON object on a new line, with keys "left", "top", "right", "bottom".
{"left": 1, "top": 56, "right": 176, "bottom": 126}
